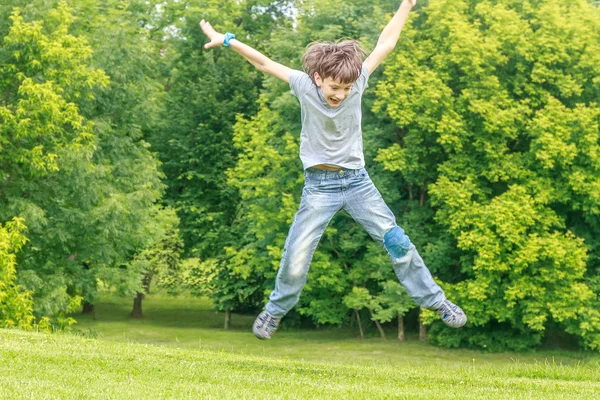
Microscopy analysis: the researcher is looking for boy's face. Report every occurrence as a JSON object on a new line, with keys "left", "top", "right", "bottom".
{"left": 314, "top": 73, "right": 353, "bottom": 107}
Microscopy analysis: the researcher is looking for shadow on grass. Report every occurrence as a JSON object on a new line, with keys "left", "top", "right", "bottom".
{"left": 76, "top": 293, "right": 255, "bottom": 330}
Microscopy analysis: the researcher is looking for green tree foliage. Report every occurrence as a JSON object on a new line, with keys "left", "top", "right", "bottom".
{"left": 1, "top": 0, "right": 596, "bottom": 353}
{"left": 129, "top": 206, "right": 184, "bottom": 318}
{"left": 0, "top": 3, "right": 106, "bottom": 317}
{"left": 149, "top": 0, "right": 285, "bottom": 261}
{"left": 70, "top": 0, "right": 169, "bottom": 134}
{"left": 221, "top": 98, "right": 305, "bottom": 315}
{"left": 376, "top": 0, "right": 600, "bottom": 350}
{"left": 0, "top": 1, "right": 167, "bottom": 321}
{"left": 343, "top": 287, "right": 390, "bottom": 339}
{"left": 0, "top": 218, "right": 34, "bottom": 330}
{"left": 66, "top": 0, "right": 175, "bottom": 308}
{"left": 372, "top": 280, "right": 412, "bottom": 340}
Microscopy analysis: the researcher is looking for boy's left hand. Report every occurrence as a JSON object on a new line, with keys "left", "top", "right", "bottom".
{"left": 200, "top": 19, "right": 225, "bottom": 49}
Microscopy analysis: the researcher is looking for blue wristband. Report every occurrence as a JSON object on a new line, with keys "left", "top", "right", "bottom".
{"left": 223, "top": 32, "right": 236, "bottom": 47}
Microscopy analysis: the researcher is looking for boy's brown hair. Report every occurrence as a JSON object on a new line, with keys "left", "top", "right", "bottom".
{"left": 302, "top": 40, "right": 368, "bottom": 84}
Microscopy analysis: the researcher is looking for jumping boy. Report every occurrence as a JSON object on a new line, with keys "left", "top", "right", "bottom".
{"left": 200, "top": 0, "right": 467, "bottom": 340}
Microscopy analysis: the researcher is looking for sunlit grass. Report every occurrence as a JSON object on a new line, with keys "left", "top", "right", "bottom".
{"left": 72, "top": 292, "right": 600, "bottom": 367}
{"left": 1, "top": 292, "right": 599, "bottom": 399}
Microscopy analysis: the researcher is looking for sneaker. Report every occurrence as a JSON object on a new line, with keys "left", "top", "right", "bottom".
{"left": 435, "top": 299, "right": 467, "bottom": 328}
{"left": 253, "top": 310, "right": 280, "bottom": 340}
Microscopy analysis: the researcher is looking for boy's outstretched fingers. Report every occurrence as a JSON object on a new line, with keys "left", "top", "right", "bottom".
{"left": 200, "top": 19, "right": 224, "bottom": 49}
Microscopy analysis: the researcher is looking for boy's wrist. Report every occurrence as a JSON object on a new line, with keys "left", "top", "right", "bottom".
{"left": 223, "top": 32, "right": 236, "bottom": 47}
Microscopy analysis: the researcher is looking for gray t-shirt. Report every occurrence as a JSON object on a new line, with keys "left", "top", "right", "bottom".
{"left": 289, "top": 66, "right": 370, "bottom": 170}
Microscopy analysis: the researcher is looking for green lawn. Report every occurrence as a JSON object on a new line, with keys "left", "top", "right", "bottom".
{"left": 1, "top": 292, "right": 599, "bottom": 399}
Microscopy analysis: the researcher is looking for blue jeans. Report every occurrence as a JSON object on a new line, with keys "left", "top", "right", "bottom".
{"left": 266, "top": 167, "right": 445, "bottom": 318}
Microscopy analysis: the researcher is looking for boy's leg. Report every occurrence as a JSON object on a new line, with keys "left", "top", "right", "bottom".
{"left": 342, "top": 169, "right": 446, "bottom": 310}
{"left": 265, "top": 173, "right": 343, "bottom": 319}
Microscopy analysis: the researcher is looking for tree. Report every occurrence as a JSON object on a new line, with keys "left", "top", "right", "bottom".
{"left": 0, "top": 3, "right": 107, "bottom": 319}
{"left": 130, "top": 207, "right": 183, "bottom": 319}
{"left": 375, "top": 0, "right": 600, "bottom": 350}
{"left": 1, "top": 1, "right": 166, "bottom": 323}
{"left": 68, "top": 0, "right": 175, "bottom": 312}
{"left": 149, "top": 0, "right": 284, "bottom": 263}
{"left": 344, "top": 287, "right": 387, "bottom": 339}
{"left": 372, "top": 280, "right": 412, "bottom": 341}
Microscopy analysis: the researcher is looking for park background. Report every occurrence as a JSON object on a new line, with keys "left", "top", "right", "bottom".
{"left": 1, "top": 1, "right": 600, "bottom": 396}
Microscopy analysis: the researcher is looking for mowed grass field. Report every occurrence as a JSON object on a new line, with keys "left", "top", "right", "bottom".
{"left": 1, "top": 293, "right": 599, "bottom": 399}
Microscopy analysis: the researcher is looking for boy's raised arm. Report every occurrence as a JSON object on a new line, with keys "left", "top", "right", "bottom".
{"left": 363, "top": 0, "right": 416, "bottom": 74}
{"left": 200, "top": 20, "right": 292, "bottom": 83}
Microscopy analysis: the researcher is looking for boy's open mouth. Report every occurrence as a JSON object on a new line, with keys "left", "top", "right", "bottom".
{"left": 329, "top": 98, "right": 341, "bottom": 105}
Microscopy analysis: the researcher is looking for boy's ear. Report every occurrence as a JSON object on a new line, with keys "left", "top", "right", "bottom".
{"left": 314, "top": 72, "right": 322, "bottom": 87}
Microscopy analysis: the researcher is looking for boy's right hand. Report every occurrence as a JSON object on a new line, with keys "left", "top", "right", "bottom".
{"left": 200, "top": 19, "right": 225, "bottom": 49}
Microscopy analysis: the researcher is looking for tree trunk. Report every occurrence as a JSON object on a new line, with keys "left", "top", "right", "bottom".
{"left": 373, "top": 319, "right": 386, "bottom": 340}
{"left": 367, "top": 307, "right": 386, "bottom": 340}
{"left": 355, "top": 309, "right": 364, "bottom": 339}
{"left": 398, "top": 315, "right": 405, "bottom": 341}
{"left": 82, "top": 302, "right": 94, "bottom": 314}
{"left": 419, "top": 309, "right": 428, "bottom": 341}
{"left": 131, "top": 292, "right": 144, "bottom": 319}
{"left": 419, "top": 321, "right": 428, "bottom": 341}
{"left": 80, "top": 262, "right": 96, "bottom": 319}
{"left": 131, "top": 272, "right": 153, "bottom": 319}
{"left": 82, "top": 302, "right": 96, "bottom": 319}
{"left": 224, "top": 309, "right": 231, "bottom": 330}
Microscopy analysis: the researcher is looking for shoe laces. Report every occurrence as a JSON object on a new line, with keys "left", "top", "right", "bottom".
{"left": 267, "top": 315, "right": 279, "bottom": 330}
{"left": 260, "top": 313, "right": 279, "bottom": 330}
{"left": 437, "top": 300, "right": 457, "bottom": 320}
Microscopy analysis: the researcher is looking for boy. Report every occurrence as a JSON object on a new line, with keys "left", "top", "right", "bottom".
{"left": 200, "top": 0, "right": 467, "bottom": 340}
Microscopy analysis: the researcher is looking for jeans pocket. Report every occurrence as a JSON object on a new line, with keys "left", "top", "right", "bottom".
{"left": 302, "top": 175, "right": 321, "bottom": 198}
{"left": 304, "top": 175, "right": 322, "bottom": 187}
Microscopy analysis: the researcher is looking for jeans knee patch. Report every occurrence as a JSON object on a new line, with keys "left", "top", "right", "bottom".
{"left": 384, "top": 226, "right": 411, "bottom": 259}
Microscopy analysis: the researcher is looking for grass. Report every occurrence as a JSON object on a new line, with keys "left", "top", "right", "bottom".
{"left": 1, "top": 292, "right": 599, "bottom": 399}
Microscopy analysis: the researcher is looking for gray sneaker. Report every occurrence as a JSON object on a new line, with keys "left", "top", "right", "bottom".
{"left": 436, "top": 299, "right": 467, "bottom": 328}
{"left": 253, "top": 310, "right": 280, "bottom": 340}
